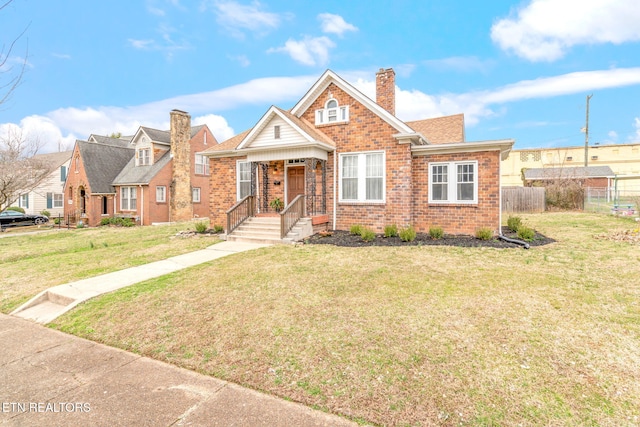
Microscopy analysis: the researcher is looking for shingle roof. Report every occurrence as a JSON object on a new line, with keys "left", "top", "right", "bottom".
{"left": 202, "top": 129, "right": 251, "bottom": 153}
{"left": 112, "top": 151, "right": 171, "bottom": 185}
{"left": 141, "top": 127, "right": 171, "bottom": 144}
{"left": 32, "top": 151, "right": 72, "bottom": 170}
{"left": 405, "top": 114, "right": 465, "bottom": 144}
{"left": 89, "top": 135, "right": 133, "bottom": 147}
{"left": 524, "top": 166, "right": 615, "bottom": 180}
{"left": 277, "top": 107, "right": 335, "bottom": 147}
{"left": 77, "top": 140, "right": 135, "bottom": 194}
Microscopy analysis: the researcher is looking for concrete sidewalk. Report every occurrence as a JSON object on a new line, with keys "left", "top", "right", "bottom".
{"left": 0, "top": 314, "right": 357, "bottom": 427}
{"left": 11, "top": 241, "right": 270, "bottom": 324}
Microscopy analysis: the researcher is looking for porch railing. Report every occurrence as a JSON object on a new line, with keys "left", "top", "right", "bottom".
{"left": 280, "top": 194, "right": 305, "bottom": 239}
{"left": 226, "top": 195, "right": 255, "bottom": 234}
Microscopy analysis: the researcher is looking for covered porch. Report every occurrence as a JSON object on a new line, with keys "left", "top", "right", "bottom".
{"left": 226, "top": 157, "right": 330, "bottom": 244}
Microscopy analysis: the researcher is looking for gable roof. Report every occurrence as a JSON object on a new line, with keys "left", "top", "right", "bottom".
{"left": 290, "top": 69, "right": 415, "bottom": 136}
{"left": 88, "top": 134, "right": 132, "bottom": 147}
{"left": 524, "top": 166, "right": 615, "bottom": 181}
{"left": 131, "top": 125, "right": 207, "bottom": 146}
{"left": 77, "top": 140, "right": 135, "bottom": 194}
{"left": 112, "top": 150, "right": 172, "bottom": 186}
{"left": 406, "top": 114, "right": 465, "bottom": 144}
{"left": 237, "top": 106, "right": 335, "bottom": 150}
{"left": 32, "top": 151, "right": 72, "bottom": 170}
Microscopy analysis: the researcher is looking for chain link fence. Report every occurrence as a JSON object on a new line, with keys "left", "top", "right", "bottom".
{"left": 585, "top": 187, "right": 640, "bottom": 216}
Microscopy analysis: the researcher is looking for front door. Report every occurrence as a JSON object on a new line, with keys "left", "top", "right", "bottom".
{"left": 286, "top": 166, "right": 305, "bottom": 204}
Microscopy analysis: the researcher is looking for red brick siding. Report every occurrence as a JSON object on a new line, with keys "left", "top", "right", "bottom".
{"left": 209, "top": 156, "right": 246, "bottom": 228}
{"left": 300, "top": 83, "right": 412, "bottom": 232}
{"left": 412, "top": 151, "right": 501, "bottom": 235}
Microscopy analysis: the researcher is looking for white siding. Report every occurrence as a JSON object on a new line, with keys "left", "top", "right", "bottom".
{"left": 23, "top": 160, "right": 70, "bottom": 217}
{"left": 247, "top": 147, "right": 328, "bottom": 162}
{"left": 249, "top": 117, "right": 309, "bottom": 148}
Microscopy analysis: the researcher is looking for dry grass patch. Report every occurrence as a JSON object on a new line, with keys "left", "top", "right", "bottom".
{"left": 53, "top": 213, "right": 640, "bottom": 426}
{"left": 0, "top": 224, "right": 219, "bottom": 312}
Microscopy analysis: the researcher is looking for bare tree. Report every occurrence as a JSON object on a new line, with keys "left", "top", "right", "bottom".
{"left": 1, "top": 0, "right": 28, "bottom": 107}
{"left": 0, "top": 127, "right": 50, "bottom": 210}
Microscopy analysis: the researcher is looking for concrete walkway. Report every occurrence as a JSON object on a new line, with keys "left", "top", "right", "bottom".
{"left": 11, "top": 241, "right": 271, "bottom": 324}
{"left": 0, "top": 314, "right": 357, "bottom": 427}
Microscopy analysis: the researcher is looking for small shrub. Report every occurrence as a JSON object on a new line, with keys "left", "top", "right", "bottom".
{"left": 99, "top": 217, "right": 135, "bottom": 227}
{"left": 40, "top": 210, "right": 51, "bottom": 218}
{"left": 100, "top": 218, "right": 111, "bottom": 226}
{"left": 350, "top": 224, "right": 363, "bottom": 235}
{"left": 195, "top": 221, "right": 209, "bottom": 234}
{"left": 6, "top": 206, "right": 25, "bottom": 213}
{"left": 507, "top": 216, "right": 522, "bottom": 232}
{"left": 517, "top": 226, "right": 536, "bottom": 241}
{"left": 399, "top": 225, "right": 416, "bottom": 242}
{"left": 383, "top": 224, "right": 398, "bottom": 237}
{"left": 360, "top": 228, "right": 376, "bottom": 242}
{"left": 76, "top": 221, "right": 85, "bottom": 229}
{"left": 53, "top": 217, "right": 60, "bottom": 225}
{"left": 429, "top": 226, "right": 444, "bottom": 239}
{"left": 476, "top": 227, "right": 493, "bottom": 240}
{"left": 213, "top": 224, "right": 224, "bottom": 233}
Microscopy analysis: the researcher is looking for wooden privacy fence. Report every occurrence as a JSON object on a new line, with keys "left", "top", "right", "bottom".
{"left": 502, "top": 186, "right": 546, "bottom": 213}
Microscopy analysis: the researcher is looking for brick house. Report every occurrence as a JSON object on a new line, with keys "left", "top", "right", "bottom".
{"left": 203, "top": 68, "right": 514, "bottom": 240}
{"left": 64, "top": 110, "right": 216, "bottom": 226}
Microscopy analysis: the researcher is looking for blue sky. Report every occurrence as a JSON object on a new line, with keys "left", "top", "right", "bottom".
{"left": 1, "top": 0, "right": 640, "bottom": 153}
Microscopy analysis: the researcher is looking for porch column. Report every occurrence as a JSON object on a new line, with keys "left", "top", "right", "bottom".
{"left": 321, "top": 159, "right": 327, "bottom": 213}
{"left": 261, "top": 163, "right": 269, "bottom": 210}
{"left": 305, "top": 158, "right": 319, "bottom": 215}
{"left": 250, "top": 161, "right": 259, "bottom": 196}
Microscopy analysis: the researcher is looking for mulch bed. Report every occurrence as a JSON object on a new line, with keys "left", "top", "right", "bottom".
{"left": 304, "top": 226, "right": 555, "bottom": 248}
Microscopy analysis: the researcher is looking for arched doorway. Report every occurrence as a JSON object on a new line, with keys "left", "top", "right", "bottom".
{"left": 78, "top": 187, "right": 86, "bottom": 215}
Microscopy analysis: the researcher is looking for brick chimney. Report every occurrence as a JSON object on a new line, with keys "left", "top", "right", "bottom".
{"left": 376, "top": 68, "right": 395, "bottom": 116}
{"left": 170, "top": 109, "right": 193, "bottom": 222}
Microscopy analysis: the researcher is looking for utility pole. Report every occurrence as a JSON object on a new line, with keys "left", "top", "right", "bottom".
{"left": 584, "top": 94, "right": 592, "bottom": 167}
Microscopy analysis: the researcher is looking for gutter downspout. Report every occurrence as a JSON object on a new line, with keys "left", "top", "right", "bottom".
{"left": 332, "top": 149, "right": 337, "bottom": 230}
{"left": 139, "top": 184, "right": 144, "bottom": 226}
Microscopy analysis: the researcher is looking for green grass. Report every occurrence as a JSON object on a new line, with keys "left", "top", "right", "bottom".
{"left": 43, "top": 213, "right": 640, "bottom": 425}
{"left": 0, "top": 223, "right": 219, "bottom": 312}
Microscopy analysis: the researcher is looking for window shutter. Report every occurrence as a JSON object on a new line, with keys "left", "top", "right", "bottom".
{"left": 60, "top": 166, "right": 67, "bottom": 181}
{"left": 47, "top": 193, "right": 53, "bottom": 209}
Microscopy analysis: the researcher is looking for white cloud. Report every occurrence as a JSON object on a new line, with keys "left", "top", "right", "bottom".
{"left": 51, "top": 53, "right": 71, "bottom": 60}
{"left": 208, "top": 0, "right": 283, "bottom": 38}
{"left": 491, "top": 0, "right": 640, "bottom": 61}
{"left": 318, "top": 13, "right": 357, "bottom": 37}
{"left": 268, "top": 36, "right": 335, "bottom": 66}
{"left": 633, "top": 118, "right": 640, "bottom": 141}
{"left": 128, "top": 39, "right": 155, "bottom": 50}
{"left": 0, "top": 116, "right": 77, "bottom": 154}
{"left": 228, "top": 54, "right": 250, "bottom": 67}
{"left": 193, "top": 114, "right": 235, "bottom": 141}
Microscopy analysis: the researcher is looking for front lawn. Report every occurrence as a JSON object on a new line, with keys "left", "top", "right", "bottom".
{"left": 52, "top": 213, "right": 640, "bottom": 425}
{"left": 0, "top": 224, "right": 218, "bottom": 312}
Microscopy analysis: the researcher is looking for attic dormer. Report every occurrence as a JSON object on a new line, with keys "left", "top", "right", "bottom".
{"left": 136, "top": 135, "right": 152, "bottom": 166}
{"left": 315, "top": 97, "right": 349, "bottom": 125}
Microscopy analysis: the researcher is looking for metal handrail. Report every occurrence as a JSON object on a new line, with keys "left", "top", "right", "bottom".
{"left": 226, "top": 195, "right": 255, "bottom": 234}
{"left": 280, "top": 194, "right": 305, "bottom": 239}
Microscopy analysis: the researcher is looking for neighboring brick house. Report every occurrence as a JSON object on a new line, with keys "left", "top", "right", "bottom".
{"left": 203, "top": 68, "right": 514, "bottom": 237}
{"left": 15, "top": 151, "right": 72, "bottom": 218}
{"left": 64, "top": 110, "right": 216, "bottom": 226}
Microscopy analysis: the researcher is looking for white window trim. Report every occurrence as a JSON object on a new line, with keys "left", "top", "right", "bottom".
{"left": 338, "top": 151, "right": 385, "bottom": 203}
{"left": 236, "top": 160, "right": 253, "bottom": 201}
{"left": 156, "top": 186, "right": 166, "bottom": 203}
{"left": 137, "top": 148, "right": 150, "bottom": 166}
{"left": 53, "top": 193, "right": 64, "bottom": 208}
{"left": 195, "top": 154, "right": 209, "bottom": 175}
{"left": 121, "top": 186, "right": 137, "bottom": 211}
{"left": 192, "top": 187, "right": 201, "bottom": 203}
{"left": 315, "top": 98, "right": 349, "bottom": 125}
{"left": 428, "top": 160, "right": 478, "bottom": 204}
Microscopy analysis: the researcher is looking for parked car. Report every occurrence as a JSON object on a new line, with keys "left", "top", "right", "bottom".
{"left": 0, "top": 210, "right": 49, "bottom": 231}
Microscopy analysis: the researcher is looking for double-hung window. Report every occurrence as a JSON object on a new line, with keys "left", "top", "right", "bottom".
{"left": 121, "top": 187, "right": 137, "bottom": 210}
{"left": 429, "top": 161, "right": 478, "bottom": 204}
{"left": 192, "top": 187, "right": 201, "bottom": 203}
{"left": 195, "top": 154, "right": 209, "bottom": 175}
{"left": 339, "top": 151, "right": 385, "bottom": 202}
{"left": 137, "top": 148, "right": 150, "bottom": 166}
{"left": 156, "top": 186, "right": 166, "bottom": 203}
{"left": 237, "top": 161, "right": 252, "bottom": 200}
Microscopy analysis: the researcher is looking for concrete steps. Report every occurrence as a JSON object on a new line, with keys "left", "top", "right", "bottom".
{"left": 226, "top": 217, "right": 313, "bottom": 244}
